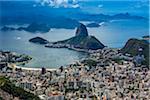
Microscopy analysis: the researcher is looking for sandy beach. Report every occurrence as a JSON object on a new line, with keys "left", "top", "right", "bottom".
{"left": 12, "top": 64, "right": 57, "bottom": 71}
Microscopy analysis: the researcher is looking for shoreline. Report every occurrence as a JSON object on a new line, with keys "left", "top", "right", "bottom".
{"left": 14, "top": 65, "right": 57, "bottom": 71}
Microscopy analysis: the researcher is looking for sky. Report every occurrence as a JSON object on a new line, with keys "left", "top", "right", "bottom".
{"left": 0, "top": 0, "right": 149, "bottom": 16}
{"left": 35, "top": 0, "right": 79, "bottom": 8}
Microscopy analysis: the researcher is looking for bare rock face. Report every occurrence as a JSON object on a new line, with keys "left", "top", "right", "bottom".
{"left": 75, "top": 23, "right": 88, "bottom": 37}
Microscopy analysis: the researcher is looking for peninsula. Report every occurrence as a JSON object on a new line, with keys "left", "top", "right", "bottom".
{"left": 29, "top": 23, "right": 105, "bottom": 51}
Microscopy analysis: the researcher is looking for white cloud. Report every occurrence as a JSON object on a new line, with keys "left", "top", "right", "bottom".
{"left": 38, "top": 0, "right": 79, "bottom": 8}
{"left": 33, "top": 4, "right": 37, "bottom": 7}
{"left": 134, "top": 1, "right": 149, "bottom": 9}
{"left": 71, "top": 4, "right": 80, "bottom": 8}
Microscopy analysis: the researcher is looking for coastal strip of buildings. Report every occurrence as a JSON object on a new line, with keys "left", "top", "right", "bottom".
{"left": 0, "top": 48, "right": 149, "bottom": 100}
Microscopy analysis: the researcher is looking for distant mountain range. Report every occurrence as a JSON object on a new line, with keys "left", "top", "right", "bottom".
{"left": 1, "top": 22, "right": 51, "bottom": 33}
{"left": 0, "top": 13, "right": 147, "bottom": 33}
{"left": 72, "top": 12, "right": 147, "bottom": 23}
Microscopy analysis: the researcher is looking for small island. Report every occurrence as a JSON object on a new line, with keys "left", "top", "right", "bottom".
{"left": 142, "top": 35, "right": 150, "bottom": 40}
{"left": 29, "top": 37, "right": 49, "bottom": 44}
{"left": 86, "top": 23, "right": 100, "bottom": 28}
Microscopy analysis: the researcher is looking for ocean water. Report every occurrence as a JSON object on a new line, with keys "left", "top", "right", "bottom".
{"left": 0, "top": 0, "right": 149, "bottom": 68}
{"left": 87, "top": 19, "right": 149, "bottom": 48}
{"left": 0, "top": 29, "right": 88, "bottom": 68}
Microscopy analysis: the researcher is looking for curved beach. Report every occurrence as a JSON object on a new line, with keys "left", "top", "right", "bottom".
{"left": 10, "top": 64, "right": 57, "bottom": 71}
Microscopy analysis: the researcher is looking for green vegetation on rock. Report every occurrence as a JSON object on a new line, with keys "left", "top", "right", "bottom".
{"left": 121, "top": 38, "right": 149, "bottom": 66}
{"left": 57, "top": 35, "right": 105, "bottom": 50}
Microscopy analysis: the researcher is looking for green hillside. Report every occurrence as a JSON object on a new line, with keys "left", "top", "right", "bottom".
{"left": 121, "top": 38, "right": 149, "bottom": 66}
{"left": 0, "top": 76, "right": 40, "bottom": 100}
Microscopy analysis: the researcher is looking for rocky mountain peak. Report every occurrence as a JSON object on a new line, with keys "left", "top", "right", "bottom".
{"left": 75, "top": 23, "right": 88, "bottom": 37}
